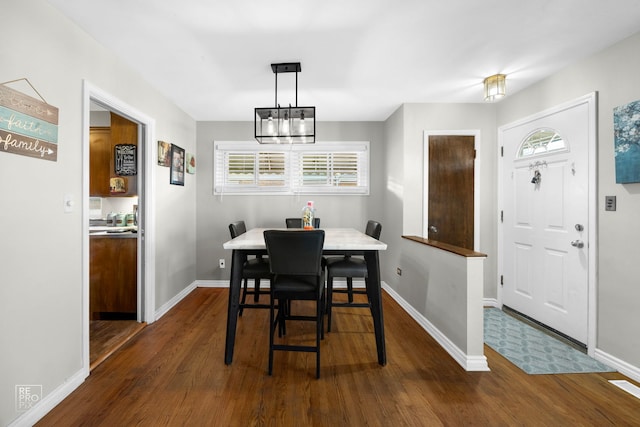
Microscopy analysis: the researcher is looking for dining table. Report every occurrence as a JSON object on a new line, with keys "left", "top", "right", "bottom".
{"left": 222, "top": 227, "right": 388, "bottom": 366}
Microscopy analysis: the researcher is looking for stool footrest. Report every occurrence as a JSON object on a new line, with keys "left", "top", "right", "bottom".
{"left": 330, "top": 302, "right": 370, "bottom": 308}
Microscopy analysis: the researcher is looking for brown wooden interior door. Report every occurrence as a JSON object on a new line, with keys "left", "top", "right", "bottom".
{"left": 427, "top": 135, "right": 475, "bottom": 250}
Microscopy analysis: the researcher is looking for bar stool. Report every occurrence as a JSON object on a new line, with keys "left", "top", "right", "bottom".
{"left": 325, "top": 220, "right": 382, "bottom": 332}
{"left": 228, "top": 221, "right": 271, "bottom": 315}
{"left": 285, "top": 217, "right": 321, "bottom": 228}
{"left": 264, "top": 229, "right": 326, "bottom": 378}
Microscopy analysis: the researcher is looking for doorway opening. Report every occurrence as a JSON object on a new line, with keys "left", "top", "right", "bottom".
{"left": 82, "top": 81, "right": 157, "bottom": 373}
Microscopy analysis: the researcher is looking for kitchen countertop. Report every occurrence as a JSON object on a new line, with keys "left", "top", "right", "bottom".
{"left": 90, "top": 226, "right": 138, "bottom": 238}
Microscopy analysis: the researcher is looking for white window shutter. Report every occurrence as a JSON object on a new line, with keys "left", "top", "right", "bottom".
{"left": 214, "top": 141, "right": 368, "bottom": 195}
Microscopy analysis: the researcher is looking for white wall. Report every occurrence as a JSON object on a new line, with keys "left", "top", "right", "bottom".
{"left": 195, "top": 121, "right": 385, "bottom": 280}
{"left": 0, "top": 0, "right": 196, "bottom": 424}
{"left": 497, "top": 31, "right": 640, "bottom": 369}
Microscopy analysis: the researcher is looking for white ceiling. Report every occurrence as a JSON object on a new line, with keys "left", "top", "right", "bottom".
{"left": 48, "top": 0, "right": 640, "bottom": 121}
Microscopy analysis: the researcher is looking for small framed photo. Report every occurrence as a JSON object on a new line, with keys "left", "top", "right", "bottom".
{"left": 170, "top": 144, "right": 185, "bottom": 186}
{"left": 186, "top": 153, "right": 196, "bottom": 174}
{"left": 158, "top": 140, "right": 171, "bottom": 166}
{"left": 110, "top": 177, "right": 127, "bottom": 193}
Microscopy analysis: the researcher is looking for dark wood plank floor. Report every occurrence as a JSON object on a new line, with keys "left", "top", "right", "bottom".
{"left": 39, "top": 288, "right": 640, "bottom": 426}
{"left": 90, "top": 320, "right": 146, "bottom": 370}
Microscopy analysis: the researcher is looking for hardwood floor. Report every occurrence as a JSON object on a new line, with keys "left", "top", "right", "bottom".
{"left": 90, "top": 320, "right": 146, "bottom": 370}
{"left": 39, "top": 288, "right": 640, "bottom": 426}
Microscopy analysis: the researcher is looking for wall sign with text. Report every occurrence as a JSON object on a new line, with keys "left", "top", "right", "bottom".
{"left": 0, "top": 83, "right": 59, "bottom": 162}
{"left": 114, "top": 144, "right": 137, "bottom": 176}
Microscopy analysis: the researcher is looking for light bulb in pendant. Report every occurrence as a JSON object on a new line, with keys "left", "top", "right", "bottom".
{"left": 299, "top": 110, "right": 306, "bottom": 133}
{"left": 282, "top": 111, "right": 289, "bottom": 135}
{"left": 267, "top": 112, "right": 274, "bottom": 135}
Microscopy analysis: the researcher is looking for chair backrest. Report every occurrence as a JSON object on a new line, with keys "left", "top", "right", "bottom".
{"left": 285, "top": 218, "right": 321, "bottom": 228}
{"left": 229, "top": 221, "right": 247, "bottom": 239}
{"left": 264, "top": 230, "right": 325, "bottom": 276}
{"left": 365, "top": 220, "right": 382, "bottom": 240}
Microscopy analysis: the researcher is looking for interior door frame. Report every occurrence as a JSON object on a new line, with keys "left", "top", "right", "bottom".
{"left": 497, "top": 92, "right": 597, "bottom": 354}
{"left": 81, "top": 80, "right": 157, "bottom": 374}
{"left": 423, "top": 130, "right": 481, "bottom": 250}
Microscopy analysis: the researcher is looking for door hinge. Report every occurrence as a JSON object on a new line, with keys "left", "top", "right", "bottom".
{"left": 501, "top": 146, "right": 504, "bottom": 157}
{"left": 474, "top": 149, "right": 477, "bottom": 159}
{"left": 500, "top": 275, "right": 504, "bottom": 286}
{"left": 501, "top": 210, "right": 503, "bottom": 223}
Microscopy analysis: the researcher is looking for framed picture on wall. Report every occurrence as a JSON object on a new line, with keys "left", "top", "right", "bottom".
{"left": 186, "top": 153, "right": 196, "bottom": 174}
{"left": 614, "top": 99, "right": 640, "bottom": 183}
{"left": 158, "top": 140, "right": 171, "bottom": 166}
{"left": 170, "top": 144, "right": 185, "bottom": 186}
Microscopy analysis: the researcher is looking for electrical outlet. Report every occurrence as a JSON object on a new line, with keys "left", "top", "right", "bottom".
{"left": 219, "top": 258, "right": 225, "bottom": 269}
{"left": 396, "top": 267, "right": 402, "bottom": 276}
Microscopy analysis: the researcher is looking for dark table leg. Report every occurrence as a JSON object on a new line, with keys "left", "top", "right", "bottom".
{"left": 364, "top": 250, "right": 387, "bottom": 366}
{"left": 224, "top": 249, "right": 244, "bottom": 364}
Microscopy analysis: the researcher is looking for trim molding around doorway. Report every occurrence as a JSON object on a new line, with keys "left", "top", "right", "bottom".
{"left": 81, "top": 80, "right": 157, "bottom": 374}
{"left": 496, "top": 92, "right": 597, "bottom": 356}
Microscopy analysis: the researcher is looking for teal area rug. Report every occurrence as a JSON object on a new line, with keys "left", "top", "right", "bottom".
{"left": 484, "top": 308, "right": 615, "bottom": 375}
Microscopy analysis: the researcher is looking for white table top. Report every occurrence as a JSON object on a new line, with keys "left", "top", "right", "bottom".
{"left": 223, "top": 228, "right": 387, "bottom": 251}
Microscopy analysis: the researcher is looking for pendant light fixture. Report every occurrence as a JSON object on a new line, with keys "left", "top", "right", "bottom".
{"left": 255, "top": 62, "right": 315, "bottom": 144}
{"left": 483, "top": 74, "right": 506, "bottom": 102}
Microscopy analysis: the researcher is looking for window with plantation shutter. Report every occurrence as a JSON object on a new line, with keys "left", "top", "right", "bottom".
{"left": 226, "top": 152, "right": 255, "bottom": 185}
{"left": 214, "top": 141, "right": 369, "bottom": 195}
{"left": 291, "top": 144, "right": 368, "bottom": 194}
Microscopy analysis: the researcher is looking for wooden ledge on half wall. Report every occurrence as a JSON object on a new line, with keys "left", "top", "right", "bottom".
{"left": 402, "top": 235, "right": 487, "bottom": 258}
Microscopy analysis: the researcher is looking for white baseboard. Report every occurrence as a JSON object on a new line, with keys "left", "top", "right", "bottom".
{"left": 594, "top": 348, "right": 640, "bottom": 383}
{"left": 154, "top": 282, "right": 197, "bottom": 320}
{"left": 195, "top": 279, "right": 228, "bottom": 288}
{"left": 483, "top": 298, "right": 499, "bottom": 308}
{"left": 8, "top": 369, "right": 87, "bottom": 427}
{"left": 382, "top": 283, "right": 489, "bottom": 371}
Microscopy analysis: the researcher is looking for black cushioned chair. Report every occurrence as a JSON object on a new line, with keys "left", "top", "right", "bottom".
{"left": 229, "top": 221, "right": 271, "bottom": 315}
{"left": 285, "top": 217, "right": 321, "bottom": 228}
{"left": 325, "top": 220, "right": 382, "bottom": 332}
{"left": 264, "top": 229, "right": 326, "bottom": 378}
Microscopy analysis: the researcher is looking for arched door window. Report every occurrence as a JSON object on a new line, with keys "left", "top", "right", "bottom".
{"left": 518, "top": 128, "right": 567, "bottom": 158}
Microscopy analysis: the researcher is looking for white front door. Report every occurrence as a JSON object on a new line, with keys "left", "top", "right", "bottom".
{"left": 501, "top": 97, "right": 593, "bottom": 345}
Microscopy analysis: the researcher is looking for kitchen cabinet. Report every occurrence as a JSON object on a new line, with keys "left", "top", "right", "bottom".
{"left": 89, "top": 127, "right": 111, "bottom": 196}
{"left": 90, "top": 112, "right": 138, "bottom": 197}
{"left": 90, "top": 235, "right": 137, "bottom": 319}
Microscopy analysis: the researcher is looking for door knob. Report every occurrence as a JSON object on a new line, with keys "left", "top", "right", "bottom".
{"left": 571, "top": 240, "right": 584, "bottom": 249}
{"left": 429, "top": 225, "right": 438, "bottom": 234}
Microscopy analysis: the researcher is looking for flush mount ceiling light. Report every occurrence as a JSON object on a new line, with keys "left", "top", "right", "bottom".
{"left": 255, "top": 62, "right": 315, "bottom": 144}
{"left": 483, "top": 74, "right": 506, "bottom": 102}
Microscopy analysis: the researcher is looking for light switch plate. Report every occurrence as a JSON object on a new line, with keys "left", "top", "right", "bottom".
{"left": 605, "top": 196, "right": 616, "bottom": 211}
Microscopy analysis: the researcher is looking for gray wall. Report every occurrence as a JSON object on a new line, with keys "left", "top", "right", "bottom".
{"left": 0, "top": 0, "right": 197, "bottom": 424}
{"left": 381, "top": 104, "right": 498, "bottom": 299}
{"left": 378, "top": 103, "right": 497, "bottom": 356}
{"left": 195, "top": 121, "right": 385, "bottom": 280}
{"left": 497, "top": 31, "right": 640, "bottom": 369}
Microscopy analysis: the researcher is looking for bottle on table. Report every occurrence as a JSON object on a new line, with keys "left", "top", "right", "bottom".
{"left": 302, "top": 201, "right": 315, "bottom": 230}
